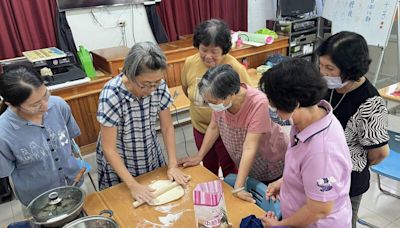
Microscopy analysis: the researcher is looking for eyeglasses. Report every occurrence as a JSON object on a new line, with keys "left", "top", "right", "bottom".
{"left": 133, "top": 78, "right": 163, "bottom": 90}
{"left": 19, "top": 89, "right": 51, "bottom": 113}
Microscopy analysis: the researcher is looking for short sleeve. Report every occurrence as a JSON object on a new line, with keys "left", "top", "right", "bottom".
{"left": 54, "top": 96, "right": 81, "bottom": 138}
{"left": 302, "top": 151, "right": 347, "bottom": 202}
{"left": 357, "top": 97, "right": 389, "bottom": 149}
{"left": 0, "top": 139, "right": 15, "bottom": 178}
{"left": 247, "top": 100, "right": 270, "bottom": 134}
{"left": 97, "top": 84, "right": 122, "bottom": 127}
{"left": 157, "top": 80, "right": 173, "bottom": 111}
{"left": 181, "top": 58, "right": 190, "bottom": 88}
{"left": 236, "top": 63, "right": 252, "bottom": 85}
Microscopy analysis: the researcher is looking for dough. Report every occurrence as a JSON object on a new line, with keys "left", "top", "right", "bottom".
{"left": 148, "top": 180, "right": 184, "bottom": 206}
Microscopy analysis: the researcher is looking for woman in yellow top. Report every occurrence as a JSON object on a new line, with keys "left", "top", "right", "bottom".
{"left": 181, "top": 19, "right": 251, "bottom": 177}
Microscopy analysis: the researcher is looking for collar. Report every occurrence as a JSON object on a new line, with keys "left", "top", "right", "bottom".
{"left": 294, "top": 100, "right": 333, "bottom": 144}
{"left": 7, "top": 96, "right": 55, "bottom": 130}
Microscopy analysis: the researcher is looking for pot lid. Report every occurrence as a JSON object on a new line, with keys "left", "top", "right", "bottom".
{"left": 63, "top": 216, "right": 119, "bottom": 228}
{"left": 27, "top": 186, "right": 84, "bottom": 224}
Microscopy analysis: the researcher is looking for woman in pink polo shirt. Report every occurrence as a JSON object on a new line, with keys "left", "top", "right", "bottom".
{"left": 259, "top": 58, "right": 352, "bottom": 227}
{"left": 179, "top": 64, "right": 288, "bottom": 203}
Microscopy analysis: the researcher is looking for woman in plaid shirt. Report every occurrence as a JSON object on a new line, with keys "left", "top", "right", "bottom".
{"left": 96, "top": 42, "right": 190, "bottom": 204}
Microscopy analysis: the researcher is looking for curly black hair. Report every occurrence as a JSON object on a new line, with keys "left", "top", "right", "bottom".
{"left": 193, "top": 19, "right": 232, "bottom": 55}
{"left": 259, "top": 58, "right": 327, "bottom": 113}
{"left": 315, "top": 31, "right": 371, "bottom": 81}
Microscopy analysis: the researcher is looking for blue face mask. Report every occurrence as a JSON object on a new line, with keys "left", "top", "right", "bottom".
{"left": 268, "top": 105, "right": 292, "bottom": 126}
{"left": 323, "top": 76, "right": 349, "bottom": 89}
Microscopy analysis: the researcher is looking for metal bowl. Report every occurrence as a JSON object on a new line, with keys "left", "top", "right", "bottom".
{"left": 27, "top": 186, "right": 85, "bottom": 227}
{"left": 63, "top": 213, "right": 119, "bottom": 228}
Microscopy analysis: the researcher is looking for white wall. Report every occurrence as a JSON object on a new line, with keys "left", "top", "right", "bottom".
{"left": 66, "top": 4, "right": 156, "bottom": 51}
{"left": 247, "top": 0, "right": 325, "bottom": 32}
{"left": 247, "top": 0, "right": 275, "bottom": 33}
{"left": 66, "top": 1, "right": 326, "bottom": 50}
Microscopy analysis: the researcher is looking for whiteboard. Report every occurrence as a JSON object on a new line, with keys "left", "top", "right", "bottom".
{"left": 322, "top": 0, "right": 398, "bottom": 47}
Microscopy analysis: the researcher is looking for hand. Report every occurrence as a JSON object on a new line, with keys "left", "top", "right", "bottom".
{"left": 234, "top": 189, "right": 256, "bottom": 203}
{"left": 265, "top": 178, "right": 282, "bottom": 202}
{"left": 167, "top": 166, "right": 191, "bottom": 186}
{"left": 178, "top": 155, "right": 202, "bottom": 168}
{"left": 128, "top": 182, "right": 155, "bottom": 203}
{"left": 260, "top": 211, "right": 280, "bottom": 227}
{"left": 368, "top": 149, "right": 389, "bottom": 165}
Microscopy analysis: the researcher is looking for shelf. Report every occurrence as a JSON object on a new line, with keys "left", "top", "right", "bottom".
{"left": 291, "top": 27, "right": 318, "bottom": 36}
{"left": 290, "top": 52, "right": 313, "bottom": 58}
{"left": 272, "top": 17, "right": 331, "bottom": 62}
{"left": 290, "top": 39, "right": 317, "bottom": 47}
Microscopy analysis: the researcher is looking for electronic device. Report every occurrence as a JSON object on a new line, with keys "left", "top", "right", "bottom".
{"left": 57, "top": 0, "right": 143, "bottom": 11}
{"left": 278, "top": 0, "right": 315, "bottom": 18}
{"left": 293, "top": 21, "right": 316, "bottom": 31}
{"left": 0, "top": 50, "right": 87, "bottom": 86}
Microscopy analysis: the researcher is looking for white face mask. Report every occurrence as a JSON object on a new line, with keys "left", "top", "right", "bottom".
{"left": 323, "top": 76, "right": 349, "bottom": 89}
{"left": 268, "top": 105, "right": 293, "bottom": 125}
{"left": 208, "top": 102, "right": 232, "bottom": 112}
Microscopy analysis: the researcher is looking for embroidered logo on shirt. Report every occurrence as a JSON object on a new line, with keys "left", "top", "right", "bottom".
{"left": 59, "top": 130, "right": 69, "bottom": 146}
{"left": 316, "top": 177, "right": 336, "bottom": 192}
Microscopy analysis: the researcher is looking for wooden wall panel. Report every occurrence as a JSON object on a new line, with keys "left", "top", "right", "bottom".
{"left": 66, "top": 93, "right": 100, "bottom": 148}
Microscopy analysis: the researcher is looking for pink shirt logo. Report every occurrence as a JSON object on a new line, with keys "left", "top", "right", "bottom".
{"left": 316, "top": 177, "right": 337, "bottom": 192}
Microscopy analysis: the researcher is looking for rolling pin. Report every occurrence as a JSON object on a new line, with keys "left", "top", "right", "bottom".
{"left": 72, "top": 167, "right": 87, "bottom": 187}
{"left": 133, "top": 181, "right": 179, "bottom": 208}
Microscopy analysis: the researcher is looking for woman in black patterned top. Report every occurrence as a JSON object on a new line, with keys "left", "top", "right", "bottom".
{"left": 316, "top": 31, "right": 390, "bottom": 228}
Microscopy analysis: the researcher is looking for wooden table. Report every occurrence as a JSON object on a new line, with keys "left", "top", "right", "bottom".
{"left": 379, "top": 82, "right": 400, "bottom": 133}
{"left": 379, "top": 82, "right": 400, "bottom": 103}
{"left": 83, "top": 165, "right": 265, "bottom": 227}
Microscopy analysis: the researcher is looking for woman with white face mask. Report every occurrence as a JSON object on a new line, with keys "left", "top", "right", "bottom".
{"left": 179, "top": 64, "right": 288, "bottom": 203}
{"left": 181, "top": 19, "right": 252, "bottom": 178}
{"left": 316, "top": 31, "right": 389, "bottom": 228}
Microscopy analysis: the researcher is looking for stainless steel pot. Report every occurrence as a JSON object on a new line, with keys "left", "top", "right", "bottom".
{"left": 63, "top": 210, "right": 119, "bottom": 228}
{"left": 27, "top": 186, "right": 85, "bottom": 227}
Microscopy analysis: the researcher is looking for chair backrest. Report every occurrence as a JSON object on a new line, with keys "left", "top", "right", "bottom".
{"left": 388, "top": 130, "right": 400, "bottom": 152}
{"left": 370, "top": 149, "right": 400, "bottom": 181}
{"left": 224, "top": 174, "right": 282, "bottom": 219}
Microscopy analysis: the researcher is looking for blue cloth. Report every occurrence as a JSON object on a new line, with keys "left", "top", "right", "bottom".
{"left": 7, "top": 220, "right": 31, "bottom": 228}
{"left": 96, "top": 74, "right": 172, "bottom": 190}
{"left": 0, "top": 96, "right": 81, "bottom": 206}
{"left": 240, "top": 215, "right": 263, "bottom": 228}
{"left": 264, "top": 54, "right": 291, "bottom": 68}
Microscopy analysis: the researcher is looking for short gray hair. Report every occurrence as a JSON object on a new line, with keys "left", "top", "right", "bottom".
{"left": 122, "top": 42, "right": 167, "bottom": 80}
{"left": 198, "top": 64, "right": 240, "bottom": 100}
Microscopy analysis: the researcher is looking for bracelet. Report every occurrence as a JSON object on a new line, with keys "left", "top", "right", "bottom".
{"left": 231, "top": 187, "right": 245, "bottom": 195}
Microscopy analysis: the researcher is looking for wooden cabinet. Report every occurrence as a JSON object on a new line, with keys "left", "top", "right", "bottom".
{"left": 56, "top": 36, "right": 288, "bottom": 153}
{"left": 160, "top": 36, "right": 289, "bottom": 87}
{"left": 51, "top": 75, "right": 112, "bottom": 154}
{"left": 91, "top": 36, "right": 289, "bottom": 87}
{"left": 91, "top": 46, "right": 130, "bottom": 75}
